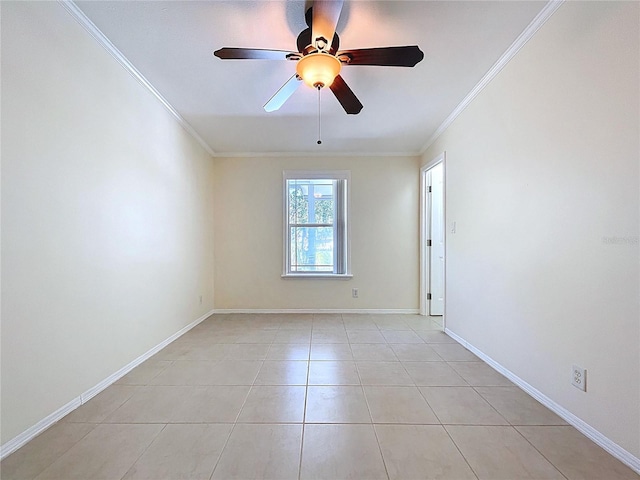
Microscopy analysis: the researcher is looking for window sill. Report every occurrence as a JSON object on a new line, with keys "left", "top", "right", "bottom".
{"left": 281, "top": 273, "right": 353, "bottom": 280}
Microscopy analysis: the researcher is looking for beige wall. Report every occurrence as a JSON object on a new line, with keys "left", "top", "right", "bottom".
{"left": 214, "top": 155, "right": 419, "bottom": 311}
{"left": 423, "top": 1, "right": 639, "bottom": 458}
{"left": 1, "top": 2, "right": 215, "bottom": 444}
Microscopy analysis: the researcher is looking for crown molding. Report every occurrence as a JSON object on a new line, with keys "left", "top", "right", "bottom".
{"left": 418, "top": 0, "right": 565, "bottom": 156}
{"left": 213, "top": 150, "right": 421, "bottom": 158}
{"left": 213, "top": 308, "right": 420, "bottom": 314}
{"left": 58, "top": 1, "right": 216, "bottom": 157}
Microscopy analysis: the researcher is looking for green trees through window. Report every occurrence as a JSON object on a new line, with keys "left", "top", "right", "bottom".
{"left": 288, "top": 179, "right": 335, "bottom": 272}
{"left": 284, "top": 172, "right": 349, "bottom": 276}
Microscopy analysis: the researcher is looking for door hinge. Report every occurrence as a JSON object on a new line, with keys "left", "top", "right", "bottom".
{"left": 428, "top": 186, "right": 432, "bottom": 193}
{"left": 427, "top": 293, "right": 432, "bottom": 300}
{"left": 426, "top": 239, "right": 432, "bottom": 247}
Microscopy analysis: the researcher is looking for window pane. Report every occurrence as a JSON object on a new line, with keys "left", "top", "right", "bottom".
{"left": 314, "top": 198, "right": 334, "bottom": 224}
{"left": 288, "top": 182, "right": 308, "bottom": 223}
{"left": 290, "top": 226, "right": 334, "bottom": 272}
{"left": 309, "top": 181, "right": 334, "bottom": 224}
{"left": 288, "top": 179, "right": 334, "bottom": 225}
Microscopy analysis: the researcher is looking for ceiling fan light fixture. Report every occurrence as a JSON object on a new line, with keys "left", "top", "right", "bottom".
{"left": 215, "top": 0, "right": 423, "bottom": 115}
{"left": 296, "top": 52, "right": 341, "bottom": 89}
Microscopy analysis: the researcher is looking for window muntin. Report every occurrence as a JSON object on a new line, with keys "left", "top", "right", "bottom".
{"left": 284, "top": 172, "right": 349, "bottom": 276}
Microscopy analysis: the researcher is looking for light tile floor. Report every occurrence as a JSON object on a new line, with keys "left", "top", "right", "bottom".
{"left": 2, "top": 313, "right": 638, "bottom": 480}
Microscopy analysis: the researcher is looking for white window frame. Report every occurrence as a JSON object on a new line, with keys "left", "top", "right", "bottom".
{"left": 282, "top": 170, "right": 352, "bottom": 278}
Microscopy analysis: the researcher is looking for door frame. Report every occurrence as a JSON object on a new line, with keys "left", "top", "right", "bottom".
{"left": 420, "top": 152, "right": 446, "bottom": 322}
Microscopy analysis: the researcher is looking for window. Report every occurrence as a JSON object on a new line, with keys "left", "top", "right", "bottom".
{"left": 283, "top": 171, "right": 351, "bottom": 277}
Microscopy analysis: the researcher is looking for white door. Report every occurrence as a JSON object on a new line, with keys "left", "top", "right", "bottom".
{"left": 429, "top": 163, "right": 444, "bottom": 315}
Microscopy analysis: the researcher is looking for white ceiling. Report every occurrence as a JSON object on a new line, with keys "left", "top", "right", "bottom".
{"left": 74, "top": 1, "right": 547, "bottom": 156}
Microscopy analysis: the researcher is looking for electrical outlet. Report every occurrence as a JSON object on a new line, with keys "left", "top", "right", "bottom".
{"left": 352, "top": 288, "right": 358, "bottom": 298}
{"left": 571, "top": 365, "right": 586, "bottom": 391}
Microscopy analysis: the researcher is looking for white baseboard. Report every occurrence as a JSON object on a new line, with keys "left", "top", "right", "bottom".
{"left": 212, "top": 308, "right": 420, "bottom": 315}
{"left": 0, "top": 308, "right": 215, "bottom": 460}
{"left": 0, "top": 398, "right": 82, "bottom": 461}
{"left": 445, "top": 328, "right": 640, "bottom": 475}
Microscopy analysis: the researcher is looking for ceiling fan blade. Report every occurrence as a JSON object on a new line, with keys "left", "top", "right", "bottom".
{"left": 338, "top": 46, "right": 424, "bottom": 67}
{"left": 214, "top": 47, "right": 296, "bottom": 61}
{"left": 329, "top": 75, "right": 363, "bottom": 115}
{"left": 311, "top": 0, "right": 344, "bottom": 52}
{"left": 264, "top": 74, "right": 302, "bottom": 112}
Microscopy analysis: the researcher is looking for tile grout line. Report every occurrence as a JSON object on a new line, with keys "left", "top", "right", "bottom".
{"left": 468, "top": 385, "right": 511, "bottom": 425}
{"left": 210, "top": 319, "right": 276, "bottom": 480}
{"left": 416, "top": 385, "right": 447, "bottom": 426}
{"left": 297, "top": 327, "right": 313, "bottom": 480}
{"left": 440, "top": 424, "right": 481, "bottom": 480}
{"left": 357, "top": 352, "right": 392, "bottom": 480}
{"left": 206, "top": 422, "right": 237, "bottom": 480}
{"left": 118, "top": 422, "right": 169, "bottom": 480}
{"left": 21, "top": 423, "right": 99, "bottom": 480}
{"left": 511, "top": 425, "right": 570, "bottom": 480}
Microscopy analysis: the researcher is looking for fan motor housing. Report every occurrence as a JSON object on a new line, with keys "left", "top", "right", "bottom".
{"left": 297, "top": 25, "right": 340, "bottom": 54}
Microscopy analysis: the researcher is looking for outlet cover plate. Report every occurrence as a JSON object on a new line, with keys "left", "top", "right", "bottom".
{"left": 571, "top": 365, "right": 586, "bottom": 392}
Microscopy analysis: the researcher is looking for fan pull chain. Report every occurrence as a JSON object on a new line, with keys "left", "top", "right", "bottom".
{"left": 317, "top": 85, "right": 322, "bottom": 145}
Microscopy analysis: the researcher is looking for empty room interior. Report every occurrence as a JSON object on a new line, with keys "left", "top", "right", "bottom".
{"left": 1, "top": 0, "right": 639, "bottom": 479}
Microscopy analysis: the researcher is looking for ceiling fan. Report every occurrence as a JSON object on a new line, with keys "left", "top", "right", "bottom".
{"left": 214, "top": 0, "right": 424, "bottom": 115}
